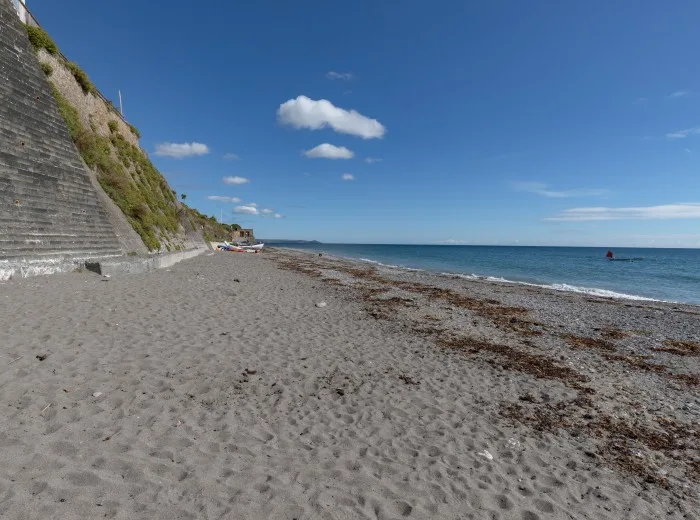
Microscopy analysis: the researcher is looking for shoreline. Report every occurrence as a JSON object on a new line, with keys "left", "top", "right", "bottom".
{"left": 1, "top": 250, "right": 698, "bottom": 519}
{"left": 277, "top": 245, "right": 699, "bottom": 307}
{"left": 268, "top": 248, "right": 700, "bottom": 496}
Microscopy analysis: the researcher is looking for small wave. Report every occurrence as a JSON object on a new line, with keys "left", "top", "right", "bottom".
{"left": 441, "top": 272, "right": 481, "bottom": 280}
{"left": 359, "top": 258, "right": 423, "bottom": 271}
{"left": 351, "top": 256, "right": 664, "bottom": 302}
{"left": 450, "top": 273, "right": 661, "bottom": 301}
{"left": 544, "top": 283, "right": 661, "bottom": 301}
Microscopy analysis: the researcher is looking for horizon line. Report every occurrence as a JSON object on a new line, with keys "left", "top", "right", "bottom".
{"left": 264, "top": 241, "right": 700, "bottom": 250}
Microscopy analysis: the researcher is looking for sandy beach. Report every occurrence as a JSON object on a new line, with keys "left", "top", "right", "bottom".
{"left": 0, "top": 248, "right": 698, "bottom": 520}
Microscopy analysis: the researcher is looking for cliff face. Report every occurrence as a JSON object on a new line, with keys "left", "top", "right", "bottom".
{"left": 0, "top": 0, "right": 122, "bottom": 276}
{"left": 36, "top": 47, "right": 204, "bottom": 253}
{"left": 0, "top": 0, "right": 237, "bottom": 277}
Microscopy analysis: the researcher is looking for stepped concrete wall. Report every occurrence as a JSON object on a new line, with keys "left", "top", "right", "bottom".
{"left": 0, "top": 0, "right": 124, "bottom": 278}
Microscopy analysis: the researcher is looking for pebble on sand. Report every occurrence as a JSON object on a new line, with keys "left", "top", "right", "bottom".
{"left": 316, "top": 301, "right": 327, "bottom": 308}
{"left": 477, "top": 450, "right": 494, "bottom": 461}
{"left": 505, "top": 438, "right": 521, "bottom": 450}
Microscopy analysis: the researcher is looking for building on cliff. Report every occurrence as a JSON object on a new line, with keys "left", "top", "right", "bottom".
{"left": 11, "top": 0, "right": 27, "bottom": 24}
{"left": 231, "top": 228, "right": 255, "bottom": 241}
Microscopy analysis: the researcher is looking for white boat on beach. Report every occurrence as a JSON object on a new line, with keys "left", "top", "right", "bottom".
{"left": 237, "top": 242, "right": 264, "bottom": 251}
{"left": 215, "top": 241, "right": 264, "bottom": 253}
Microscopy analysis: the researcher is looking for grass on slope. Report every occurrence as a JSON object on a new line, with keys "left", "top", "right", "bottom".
{"left": 51, "top": 85, "right": 177, "bottom": 250}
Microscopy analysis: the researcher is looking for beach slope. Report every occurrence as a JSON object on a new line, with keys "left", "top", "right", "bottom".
{"left": 0, "top": 249, "right": 698, "bottom": 519}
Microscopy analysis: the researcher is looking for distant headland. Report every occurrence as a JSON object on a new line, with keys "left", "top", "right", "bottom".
{"left": 263, "top": 239, "right": 322, "bottom": 244}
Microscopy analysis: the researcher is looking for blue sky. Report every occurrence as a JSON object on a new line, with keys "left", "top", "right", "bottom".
{"left": 29, "top": 0, "right": 700, "bottom": 246}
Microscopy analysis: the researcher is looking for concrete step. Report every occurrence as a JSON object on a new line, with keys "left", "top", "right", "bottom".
{"left": 0, "top": 100, "right": 74, "bottom": 131}
{"left": 0, "top": 227, "right": 122, "bottom": 240}
{"left": 0, "top": 248, "right": 124, "bottom": 261}
{"left": 0, "top": 185, "right": 116, "bottom": 218}
{"left": 0, "top": 240, "right": 124, "bottom": 254}
{"left": 1, "top": 2, "right": 123, "bottom": 264}
{"left": 1, "top": 172, "right": 111, "bottom": 202}
{"left": 0, "top": 220, "right": 118, "bottom": 233}
{"left": 0, "top": 234, "right": 124, "bottom": 248}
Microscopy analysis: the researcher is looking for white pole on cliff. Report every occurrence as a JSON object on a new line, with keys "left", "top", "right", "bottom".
{"left": 118, "top": 90, "right": 123, "bottom": 116}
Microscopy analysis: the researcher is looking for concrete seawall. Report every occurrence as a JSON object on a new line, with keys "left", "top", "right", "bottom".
{"left": 85, "top": 247, "right": 207, "bottom": 276}
{"left": 0, "top": 247, "right": 207, "bottom": 280}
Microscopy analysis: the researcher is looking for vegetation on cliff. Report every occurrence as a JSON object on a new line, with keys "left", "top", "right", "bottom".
{"left": 50, "top": 86, "right": 234, "bottom": 251}
{"left": 185, "top": 208, "right": 240, "bottom": 242}
{"left": 65, "top": 61, "right": 96, "bottom": 95}
{"left": 50, "top": 85, "right": 178, "bottom": 250}
{"left": 26, "top": 26, "right": 95, "bottom": 95}
{"left": 25, "top": 25, "right": 57, "bottom": 55}
{"left": 30, "top": 26, "right": 235, "bottom": 251}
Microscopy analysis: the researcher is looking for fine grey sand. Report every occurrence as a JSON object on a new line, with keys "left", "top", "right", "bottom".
{"left": 0, "top": 249, "right": 698, "bottom": 519}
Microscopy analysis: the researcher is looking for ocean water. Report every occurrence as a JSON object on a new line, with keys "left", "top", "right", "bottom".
{"left": 272, "top": 244, "right": 700, "bottom": 305}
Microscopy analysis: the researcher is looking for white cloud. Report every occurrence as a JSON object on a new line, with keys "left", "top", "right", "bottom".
{"left": 234, "top": 205, "right": 284, "bottom": 218}
{"left": 666, "top": 127, "right": 700, "bottom": 139}
{"left": 547, "top": 203, "right": 700, "bottom": 221}
{"left": 155, "top": 142, "right": 209, "bottom": 159}
{"left": 669, "top": 90, "right": 690, "bottom": 99}
{"left": 326, "top": 71, "right": 353, "bottom": 81}
{"left": 263, "top": 209, "right": 283, "bottom": 218}
{"left": 234, "top": 205, "right": 259, "bottom": 215}
{"left": 208, "top": 195, "right": 241, "bottom": 203}
{"left": 222, "top": 176, "right": 250, "bottom": 185}
{"left": 223, "top": 153, "right": 239, "bottom": 160}
{"left": 512, "top": 182, "right": 608, "bottom": 198}
{"left": 277, "top": 96, "right": 386, "bottom": 139}
{"left": 365, "top": 157, "right": 382, "bottom": 164}
{"left": 341, "top": 173, "right": 355, "bottom": 181}
{"left": 303, "top": 143, "right": 354, "bottom": 159}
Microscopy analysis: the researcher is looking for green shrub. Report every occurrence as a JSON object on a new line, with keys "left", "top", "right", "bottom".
{"left": 128, "top": 124, "right": 141, "bottom": 139}
{"left": 50, "top": 84, "right": 81, "bottom": 139}
{"left": 50, "top": 83, "right": 236, "bottom": 252}
{"left": 25, "top": 25, "right": 58, "bottom": 55}
{"left": 50, "top": 87, "right": 166, "bottom": 250}
{"left": 40, "top": 62, "right": 53, "bottom": 75}
{"left": 66, "top": 61, "right": 95, "bottom": 94}
{"left": 108, "top": 120, "right": 119, "bottom": 134}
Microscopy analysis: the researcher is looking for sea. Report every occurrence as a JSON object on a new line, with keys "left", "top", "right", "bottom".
{"left": 271, "top": 244, "right": 700, "bottom": 305}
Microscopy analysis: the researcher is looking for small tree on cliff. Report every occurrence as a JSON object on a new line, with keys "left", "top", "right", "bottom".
{"left": 181, "top": 193, "right": 187, "bottom": 201}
